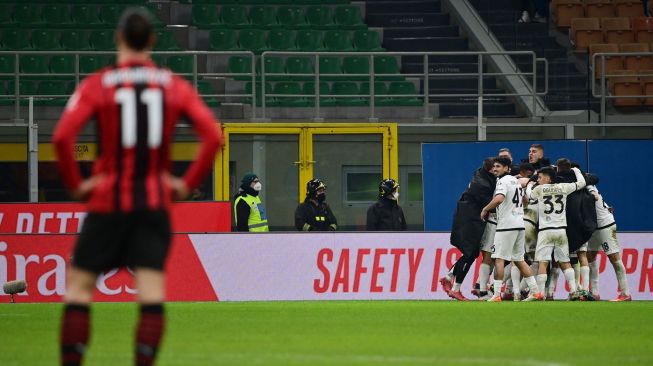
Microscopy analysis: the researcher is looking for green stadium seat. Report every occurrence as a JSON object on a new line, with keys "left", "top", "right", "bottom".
{"left": 335, "top": 5, "right": 365, "bottom": 29}
{"left": 197, "top": 80, "right": 220, "bottom": 107}
{"left": 38, "top": 81, "right": 69, "bottom": 106}
{"left": 277, "top": 6, "right": 308, "bottom": 29}
{"left": 61, "top": 30, "right": 90, "bottom": 50}
{"left": 239, "top": 28, "right": 268, "bottom": 54}
{"left": 221, "top": 5, "right": 249, "bottom": 28}
{"left": 250, "top": 6, "right": 277, "bottom": 29}
{"left": 31, "top": 29, "right": 62, "bottom": 50}
{"left": 228, "top": 55, "right": 254, "bottom": 81}
{"left": 209, "top": 29, "right": 239, "bottom": 51}
{"left": 389, "top": 81, "right": 422, "bottom": 106}
{"left": 245, "top": 81, "right": 274, "bottom": 107}
{"left": 20, "top": 55, "right": 49, "bottom": 74}
{"left": 151, "top": 54, "right": 167, "bottom": 67}
{"left": 0, "top": 5, "right": 11, "bottom": 25}
{"left": 154, "top": 30, "right": 181, "bottom": 51}
{"left": 318, "top": 56, "right": 342, "bottom": 81}
{"left": 50, "top": 55, "right": 75, "bottom": 74}
{"left": 42, "top": 4, "right": 71, "bottom": 26}
{"left": 100, "top": 5, "right": 126, "bottom": 25}
{"left": 332, "top": 81, "right": 366, "bottom": 106}
{"left": 167, "top": 55, "right": 193, "bottom": 74}
{"left": 258, "top": 56, "right": 284, "bottom": 81}
{"left": 302, "top": 81, "right": 336, "bottom": 106}
{"left": 79, "top": 55, "right": 110, "bottom": 74}
{"left": 324, "top": 30, "right": 354, "bottom": 51}
{"left": 89, "top": 30, "right": 114, "bottom": 50}
{"left": 306, "top": 6, "right": 336, "bottom": 30}
{"left": 360, "top": 81, "right": 393, "bottom": 106}
{"left": 7, "top": 80, "right": 38, "bottom": 96}
{"left": 192, "top": 5, "right": 221, "bottom": 28}
{"left": 13, "top": 4, "right": 42, "bottom": 25}
{"left": 2, "top": 29, "right": 32, "bottom": 50}
{"left": 71, "top": 5, "right": 101, "bottom": 26}
{"left": 343, "top": 56, "right": 369, "bottom": 81}
{"left": 268, "top": 29, "right": 296, "bottom": 51}
{"left": 353, "top": 30, "right": 385, "bottom": 51}
{"left": 273, "top": 81, "right": 310, "bottom": 107}
{"left": 296, "top": 29, "right": 324, "bottom": 51}
{"left": 286, "top": 56, "right": 313, "bottom": 81}
{"left": 0, "top": 55, "right": 16, "bottom": 74}
{"left": 373, "top": 56, "right": 402, "bottom": 81}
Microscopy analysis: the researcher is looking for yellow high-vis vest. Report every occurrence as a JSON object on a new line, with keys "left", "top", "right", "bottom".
{"left": 234, "top": 194, "right": 269, "bottom": 232}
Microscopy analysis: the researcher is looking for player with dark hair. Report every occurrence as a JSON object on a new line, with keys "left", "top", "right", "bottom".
{"left": 53, "top": 8, "right": 223, "bottom": 366}
{"left": 295, "top": 178, "right": 338, "bottom": 231}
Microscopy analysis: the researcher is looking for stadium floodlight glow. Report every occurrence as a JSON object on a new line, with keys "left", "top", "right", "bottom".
{"left": 3, "top": 280, "right": 27, "bottom": 303}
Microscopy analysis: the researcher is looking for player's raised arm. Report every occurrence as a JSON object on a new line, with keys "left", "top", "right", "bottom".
{"left": 572, "top": 167, "right": 586, "bottom": 190}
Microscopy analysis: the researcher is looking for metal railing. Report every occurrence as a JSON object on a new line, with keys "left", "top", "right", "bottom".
{"left": 259, "top": 51, "right": 548, "bottom": 123}
{"left": 0, "top": 50, "right": 256, "bottom": 120}
{"left": 592, "top": 52, "right": 653, "bottom": 123}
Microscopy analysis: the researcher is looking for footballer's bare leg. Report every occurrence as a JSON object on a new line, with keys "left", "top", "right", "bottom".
{"left": 134, "top": 268, "right": 166, "bottom": 366}
{"left": 607, "top": 252, "right": 631, "bottom": 301}
{"left": 514, "top": 260, "right": 542, "bottom": 300}
{"left": 587, "top": 251, "right": 601, "bottom": 298}
{"left": 559, "top": 261, "right": 579, "bottom": 300}
{"left": 61, "top": 266, "right": 97, "bottom": 366}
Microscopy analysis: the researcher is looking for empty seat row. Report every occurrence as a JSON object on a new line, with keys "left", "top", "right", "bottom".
{"left": 228, "top": 55, "right": 402, "bottom": 81}
{"left": 0, "top": 54, "right": 115, "bottom": 75}
{"left": 589, "top": 43, "right": 653, "bottom": 77}
{"left": 0, "top": 29, "right": 179, "bottom": 51}
{"left": 180, "top": 0, "right": 350, "bottom": 4}
{"left": 244, "top": 80, "right": 422, "bottom": 107}
{"left": 194, "top": 4, "right": 364, "bottom": 29}
{"left": 0, "top": 4, "right": 160, "bottom": 27}
{"left": 571, "top": 17, "right": 653, "bottom": 49}
{"left": 210, "top": 28, "right": 383, "bottom": 53}
{"left": 553, "top": 0, "right": 646, "bottom": 27}
{"left": 607, "top": 69, "right": 653, "bottom": 106}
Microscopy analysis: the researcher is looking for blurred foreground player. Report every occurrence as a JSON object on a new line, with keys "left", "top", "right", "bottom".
{"left": 53, "top": 8, "right": 223, "bottom": 366}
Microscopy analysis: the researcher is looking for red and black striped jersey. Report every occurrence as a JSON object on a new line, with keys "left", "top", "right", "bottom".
{"left": 53, "top": 60, "right": 223, "bottom": 213}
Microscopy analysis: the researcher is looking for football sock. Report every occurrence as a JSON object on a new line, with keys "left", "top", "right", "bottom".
{"left": 61, "top": 304, "right": 90, "bottom": 366}
{"left": 453, "top": 283, "right": 461, "bottom": 292}
{"left": 136, "top": 304, "right": 165, "bottom": 366}
{"left": 563, "top": 268, "right": 577, "bottom": 294}
{"left": 478, "top": 263, "right": 491, "bottom": 292}
{"left": 548, "top": 268, "right": 559, "bottom": 296}
{"left": 612, "top": 260, "right": 630, "bottom": 296}
{"left": 493, "top": 280, "right": 503, "bottom": 297}
{"left": 510, "top": 265, "right": 521, "bottom": 295}
{"left": 525, "top": 276, "right": 539, "bottom": 294}
{"left": 580, "top": 265, "right": 590, "bottom": 291}
{"left": 572, "top": 262, "right": 581, "bottom": 289}
{"left": 536, "top": 274, "right": 547, "bottom": 296}
{"left": 589, "top": 260, "right": 600, "bottom": 295}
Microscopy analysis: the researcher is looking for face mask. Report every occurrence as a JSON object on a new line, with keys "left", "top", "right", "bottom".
{"left": 317, "top": 193, "right": 326, "bottom": 202}
{"left": 252, "top": 182, "right": 262, "bottom": 191}
{"left": 391, "top": 191, "right": 399, "bottom": 200}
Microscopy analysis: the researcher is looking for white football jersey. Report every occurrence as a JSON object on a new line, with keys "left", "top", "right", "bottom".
{"left": 530, "top": 182, "right": 580, "bottom": 230}
{"left": 494, "top": 174, "right": 525, "bottom": 230}
{"left": 587, "top": 186, "right": 615, "bottom": 228}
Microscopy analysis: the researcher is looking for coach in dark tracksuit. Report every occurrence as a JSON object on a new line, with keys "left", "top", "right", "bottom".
{"left": 556, "top": 160, "right": 599, "bottom": 251}
{"left": 366, "top": 179, "right": 407, "bottom": 231}
{"left": 295, "top": 179, "right": 337, "bottom": 231}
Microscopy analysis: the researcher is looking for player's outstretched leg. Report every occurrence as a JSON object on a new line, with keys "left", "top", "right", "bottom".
{"left": 60, "top": 267, "right": 96, "bottom": 366}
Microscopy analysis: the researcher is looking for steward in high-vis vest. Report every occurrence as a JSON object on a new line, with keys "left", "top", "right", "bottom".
{"left": 234, "top": 173, "right": 269, "bottom": 232}
{"left": 294, "top": 178, "right": 338, "bottom": 231}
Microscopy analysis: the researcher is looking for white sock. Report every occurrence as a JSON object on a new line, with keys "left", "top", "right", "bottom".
{"left": 510, "top": 265, "right": 521, "bottom": 295}
{"left": 589, "top": 260, "right": 600, "bottom": 295}
{"left": 612, "top": 260, "right": 630, "bottom": 296}
{"left": 572, "top": 262, "right": 581, "bottom": 289}
{"left": 548, "top": 268, "right": 559, "bottom": 296}
{"left": 536, "top": 274, "right": 547, "bottom": 294}
{"left": 563, "top": 268, "right": 577, "bottom": 293}
{"left": 525, "top": 276, "right": 539, "bottom": 294}
{"left": 478, "top": 263, "right": 491, "bottom": 291}
{"left": 447, "top": 266, "right": 455, "bottom": 279}
{"left": 453, "top": 282, "right": 461, "bottom": 292}
{"left": 580, "top": 265, "right": 590, "bottom": 291}
{"left": 493, "top": 280, "right": 503, "bottom": 297}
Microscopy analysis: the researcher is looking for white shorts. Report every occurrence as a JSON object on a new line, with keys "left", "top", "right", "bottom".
{"left": 535, "top": 229, "right": 570, "bottom": 263}
{"left": 492, "top": 229, "right": 526, "bottom": 261}
{"left": 571, "top": 242, "right": 588, "bottom": 256}
{"left": 524, "top": 220, "right": 538, "bottom": 254}
{"left": 480, "top": 222, "right": 496, "bottom": 253}
{"left": 588, "top": 224, "right": 620, "bottom": 255}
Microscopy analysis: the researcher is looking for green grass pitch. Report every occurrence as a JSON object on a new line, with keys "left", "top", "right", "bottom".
{"left": 1, "top": 301, "right": 652, "bottom": 366}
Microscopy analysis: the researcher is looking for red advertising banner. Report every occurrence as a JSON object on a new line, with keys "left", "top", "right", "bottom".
{"left": 0, "top": 202, "right": 231, "bottom": 233}
{"left": 0, "top": 234, "right": 218, "bottom": 303}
